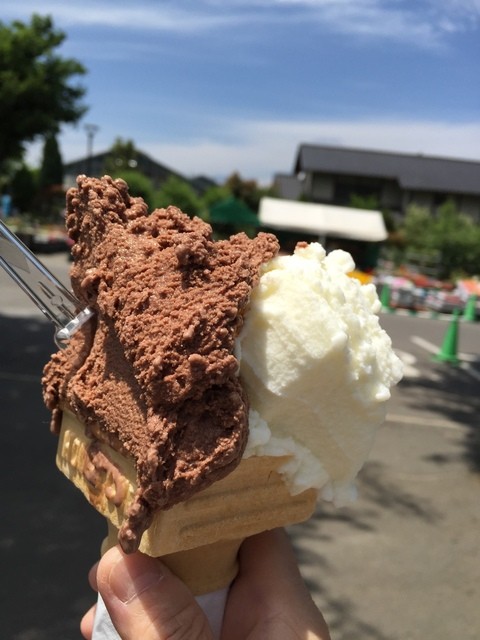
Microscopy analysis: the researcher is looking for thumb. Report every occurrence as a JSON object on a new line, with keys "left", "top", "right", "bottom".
{"left": 96, "top": 546, "right": 214, "bottom": 640}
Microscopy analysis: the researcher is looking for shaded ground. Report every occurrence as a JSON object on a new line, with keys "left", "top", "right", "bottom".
{"left": 290, "top": 437, "right": 480, "bottom": 640}
{"left": 289, "top": 315, "right": 480, "bottom": 640}
{"left": 0, "top": 316, "right": 104, "bottom": 640}
{"left": 1, "top": 307, "right": 479, "bottom": 639}
{"left": 383, "top": 312, "right": 480, "bottom": 474}
{"left": 398, "top": 362, "right": 480, "bottom": 473}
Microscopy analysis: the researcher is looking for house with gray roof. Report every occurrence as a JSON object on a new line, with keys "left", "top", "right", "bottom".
{"left": 63, "top": 149, "right": 215, "bottom": 195}
{"left": 275, "top": 144, "right": 480, "bottom": 222}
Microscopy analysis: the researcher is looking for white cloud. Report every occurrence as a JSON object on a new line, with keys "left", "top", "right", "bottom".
{"left": 123, "top": 118, "right": 480, "bottom": 183}
{"left": 2, "top": 1, "right": 243, "bottom": 32}
{"left": 25, "top": 115, "right": 480, "bottom": 185}
{"left": 3, "top": 0, "right": 478, "bottom": 48}
{"left": 29, "top": 120, "right": 480, "bottom": 184}
{"left": 209, "top": 0, "right": 480, "bottom": 45}
{"left": 433, "top": 0, "right": 480, "bottom": 19}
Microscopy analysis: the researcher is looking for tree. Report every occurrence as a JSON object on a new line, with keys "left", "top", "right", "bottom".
{"left": 112, "top": 169, "right": 156, "bottom": 209}
{"left": 10, "top": 164, "right": 37, "bottom": 213}
{"left": 225, "top": 172, "right": 272, "bottom": 212}
{"left": 432, "top": 200, "right": 480, "bottom": 278}
{"left": 402, "top": 200, "right": 480, "bottom": 279}
{"left": 0, "top": 14, "right": 87, "bottom": 169}
{"left": 403, "top": 204, "right": 433, "bottom": 248}
{"left": 102, "top": 139, "right": 155, "bottom": 207}
{"left": 103, "top": 138, "right": 139, "bottom": 174}
{"left": 36, "top": 132, "right": 65, "bottom": 219}
{"left": 39, "top": 133, "right": 63, "bottom": 189}
{"left": 349, "top": 193, "right": 379, "bottom": 211}
{"left": 154, "top": 176, "right": 204, "bottom": 218}
{"left": 201, "top": 184, "right": 232, "bottom": 211}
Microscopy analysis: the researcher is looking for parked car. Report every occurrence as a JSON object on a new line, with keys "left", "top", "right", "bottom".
{"left": 424, "top": 290, "right": 464, "bottom": 314}
{"left": 31, "top": 226, "right": 70, "bottom": 253}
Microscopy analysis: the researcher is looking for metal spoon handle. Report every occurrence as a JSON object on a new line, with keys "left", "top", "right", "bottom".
{"left": 0, "top": 220, "right": 92, "bottom": 342}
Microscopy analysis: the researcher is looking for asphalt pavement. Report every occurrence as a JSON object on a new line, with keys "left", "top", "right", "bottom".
{"left": 1, "top": 253, "right": 479, "bottom": 640}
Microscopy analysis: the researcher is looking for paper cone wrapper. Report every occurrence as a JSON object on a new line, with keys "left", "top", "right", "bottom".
{"left": 57, "top": 409, "right": 317, "bottom": 594}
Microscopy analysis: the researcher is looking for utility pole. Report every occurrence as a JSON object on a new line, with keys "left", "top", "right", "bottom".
{"left": 84, "top": 124, "right": 99, "bottom": 175}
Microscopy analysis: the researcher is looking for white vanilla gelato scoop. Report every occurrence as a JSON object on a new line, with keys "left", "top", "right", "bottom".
{"left": 238, "top": 242, "right": 403, "bottom": 504}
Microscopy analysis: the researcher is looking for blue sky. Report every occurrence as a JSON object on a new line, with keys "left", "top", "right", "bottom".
{"left": 4, "top": 0, "right": 480, "bottom": 183}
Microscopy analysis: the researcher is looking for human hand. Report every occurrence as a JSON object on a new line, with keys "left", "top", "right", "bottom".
{"left": 81, "top": 528, "right": 331, "bottom": 640}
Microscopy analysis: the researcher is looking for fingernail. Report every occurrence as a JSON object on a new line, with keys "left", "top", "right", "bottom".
{"left": 107, "top": 549, "right": 164, "bottom": 604}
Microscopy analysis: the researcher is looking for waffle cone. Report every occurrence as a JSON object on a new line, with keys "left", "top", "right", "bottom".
{"left": 57, "top": 409, "right": 317, "bottom": 594}
{"left": 100, "top": 519, "right": 243, "bottom": 594}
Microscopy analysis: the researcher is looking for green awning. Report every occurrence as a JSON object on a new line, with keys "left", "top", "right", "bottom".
{"left": 210, "top": 197, "right": 259, "bottom": 227}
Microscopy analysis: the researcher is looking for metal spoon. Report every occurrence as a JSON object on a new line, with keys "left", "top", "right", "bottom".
{"left": 0, "top": 220, "right": 93, "bottom": 347}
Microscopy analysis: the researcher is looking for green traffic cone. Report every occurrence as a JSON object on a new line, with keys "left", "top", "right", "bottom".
{"left": 380, "top": 284, "right": 393, "bottom": 312}
{"left": 434, "top": 310, "right": 460, "bottom": 365}
{"left": 462, "top": 294, "right": 477, "bottom": 322}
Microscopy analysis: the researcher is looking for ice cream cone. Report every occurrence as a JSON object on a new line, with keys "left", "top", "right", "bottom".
{"left": 57, "top": 409, "right": 317, "bottom": 594}
{"left": 100, "top": 520, "right": 243, "bottom": 594}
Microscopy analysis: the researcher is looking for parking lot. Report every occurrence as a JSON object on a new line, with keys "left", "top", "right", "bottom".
{"left": 1, "top": 254, "right": 480, "bottom": 640}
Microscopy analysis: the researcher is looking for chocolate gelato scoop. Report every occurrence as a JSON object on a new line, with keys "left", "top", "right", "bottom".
{"left": 43, "top": 175, "right": 278, "bottom": 552}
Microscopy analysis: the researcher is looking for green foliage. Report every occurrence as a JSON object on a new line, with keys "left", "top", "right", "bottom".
{"left": 103, "top": 138, "right": 138, "bottom": 174}
{"left": 225, "top": 172, "right": 268, "bottom": 212}
{"left": 154, "top": 176, "right": 203, "bottom": 218}
{"left": 402, "top": 200, "right": 480, "bottom": 279}
{"left": 349, "top": 193, "right": 379, "bottom": 210}
{"left": 200, "top": 185, "right": 232, "bottom": 211}
{"left": 214, "top": 173, "right": 274, "bottom": 237}
{"left": 403, "top": 204, "right": 434, "bottom": 250}
{"left": 39, "top": 133, "right": 63, "bottom": 189}
{"left": 111, "top": 170, "right": 155, "bottom": 209}
{"left": 10, "top": 164, "right": 37, "bottom": 213}
{"left": 0, "top": 14, "right": 87, "bottom": 169}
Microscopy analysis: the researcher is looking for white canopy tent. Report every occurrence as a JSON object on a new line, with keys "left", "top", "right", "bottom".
{"left": 259, "top": 197, "right": 387, "bottom": 242}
